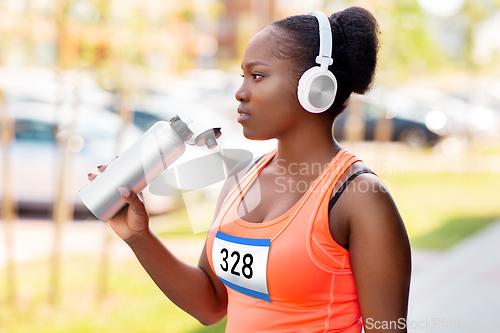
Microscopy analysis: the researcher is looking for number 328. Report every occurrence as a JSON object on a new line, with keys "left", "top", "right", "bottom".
{"left": 220, "top": 248, "right": 254, "bottom": 279}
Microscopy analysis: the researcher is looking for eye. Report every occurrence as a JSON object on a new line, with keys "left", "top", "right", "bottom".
{"left": 240, "top": 73, "right": 264, "bottom": 80}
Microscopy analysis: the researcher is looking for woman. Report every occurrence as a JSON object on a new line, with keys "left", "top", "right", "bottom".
{"left": 89, "top": 6, "right": 411, "bottom": 332}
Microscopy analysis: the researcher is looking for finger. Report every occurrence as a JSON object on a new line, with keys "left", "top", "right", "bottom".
{"left": 118, "top": 187, "right": 148, "bottom": 217}
{"left": 97, "top": 164, "right": 108, "bottom": 172}
{"left": 88, "top": 173, "right": 97, "bottom": 181}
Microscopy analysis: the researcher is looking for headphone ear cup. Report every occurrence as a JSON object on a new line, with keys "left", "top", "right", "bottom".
{"left": 297, "top": 67, "right": 338, "bottom": 113}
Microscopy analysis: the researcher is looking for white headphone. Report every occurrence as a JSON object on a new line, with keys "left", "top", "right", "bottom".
{"left": 297, "top": 11, "right": 338, "bottom": 113}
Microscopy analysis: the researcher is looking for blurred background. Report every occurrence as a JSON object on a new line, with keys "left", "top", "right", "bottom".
{"left": 1, "top": 0, "right": 500, "bottom": 332}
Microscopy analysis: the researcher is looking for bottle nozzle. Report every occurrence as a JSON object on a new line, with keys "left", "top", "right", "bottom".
{"left": 205, "top": 136, "right": 217, "bottom": 150}
{"left": 194, "top": 128, "right": 221, "bottom": 149}
{"left": 169, "top": 115, "right": 194, "bottom": 141}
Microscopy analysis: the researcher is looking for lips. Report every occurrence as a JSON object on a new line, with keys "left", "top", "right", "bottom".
{"left": 237, "top": 107, "right": 249, "bottom": 115}
{"left": 237, "top": 107, "right": 250, "bottom": 123}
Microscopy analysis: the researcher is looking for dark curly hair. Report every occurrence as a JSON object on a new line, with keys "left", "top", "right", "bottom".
{"left": 269, "top": 6, "right": 380, "bottom": 119}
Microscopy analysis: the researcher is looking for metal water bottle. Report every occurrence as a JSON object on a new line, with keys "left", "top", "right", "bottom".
{"left": 79, "top": 115, "right": 221, "bottom": 222}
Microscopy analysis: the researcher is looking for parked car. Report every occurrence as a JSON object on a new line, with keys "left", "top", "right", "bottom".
{"left": 383, "top": 87, "right": 500, "bottom": 141}
{"left": 333, "top": 99, "right": 441, "bottom": 147}
{"left": 0, "top": 101, "right": 176, "bottom": 217}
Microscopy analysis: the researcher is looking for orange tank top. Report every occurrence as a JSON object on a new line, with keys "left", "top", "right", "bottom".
{"left": 206, "top": 149, "right": 363, "bottom": 333}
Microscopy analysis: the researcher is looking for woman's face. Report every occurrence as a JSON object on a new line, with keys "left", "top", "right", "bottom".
{"left": 235, "top": 28, "right": 305, "bottom": 140}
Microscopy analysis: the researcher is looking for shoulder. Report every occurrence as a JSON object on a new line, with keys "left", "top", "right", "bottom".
{"left": 329, "top": 161, "right": 384, "bottom": 210}
{"left": 329, "top": 158, "right": 408, "bottom": 246}
{"left": 207, "top": 153, "right": 265, "bottom": 228}
{"left": 347, "top": 166, "right": 389, "bottom": 208}
{"left": 226, "top": 154, "right": 265, "bottom": 189}
{"left": 336, "top": 162, "right": 402, "bottom": 235}
{"left": 228, "top": 153, "right": 266, "bottom": 177}
{"left": 329, "top": 161, "right": 388, "bottom": 247}
{"left": 215, "top": 153, "right": 266, "bottom": 208}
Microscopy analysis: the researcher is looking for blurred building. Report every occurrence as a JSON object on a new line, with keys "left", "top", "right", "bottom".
{"left": 216, "top": 0, "right": 276, "bottom": 62}
{"left": 0, "top": 0, "right": 222, "bottom": 73}
{"left": 215, "top": 0, "right": 356, "bottom": 63}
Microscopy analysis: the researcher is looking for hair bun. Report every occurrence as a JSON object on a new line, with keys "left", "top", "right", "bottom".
{"left": 331, "top": 6, "right": 380, "bottom": 95}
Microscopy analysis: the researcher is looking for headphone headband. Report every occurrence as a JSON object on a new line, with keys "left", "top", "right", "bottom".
{"left": 297, "top": 10, "right": 337, "bottom": 113}
{"left": 307, "top": 11, "right": 333, "bottom": 69}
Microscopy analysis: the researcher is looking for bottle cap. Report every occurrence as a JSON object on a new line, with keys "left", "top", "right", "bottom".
{"left": 169, "top": 115, "right": 194, "bottom": 141}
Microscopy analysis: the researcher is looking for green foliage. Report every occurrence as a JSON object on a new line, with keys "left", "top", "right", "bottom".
{"left": 179, "top": 6, "right": 196, "bottom": 22}
{"left": 382, "top": 171, "right": 500, "bottom": 249}
{"left": 377, "top": 0, "right": 448, "bottom": 81}
{"left": 325, "top": 0, "right": 500, "bottom": 80}
{"left": 461, "top": 0, "right": 500, "bottom": 69}
{"left": 0, "top": 256, "right": 226, "bottom": 333}
{"left": 411, "top": 215, "right": 497, "bottom": 249}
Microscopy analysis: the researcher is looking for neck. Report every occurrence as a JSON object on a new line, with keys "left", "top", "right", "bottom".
{"left": 272, "top": 115, "right": 342, "bottom": 176}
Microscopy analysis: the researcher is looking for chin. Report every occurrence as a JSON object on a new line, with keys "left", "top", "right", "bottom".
{"left": 242, "top": 128, "right": 273, "bottom": 141}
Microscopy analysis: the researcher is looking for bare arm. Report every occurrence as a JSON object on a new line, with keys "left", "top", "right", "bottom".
{"left": 87, "top": 157, "right": 256, "bottom": 325}
{"left": 124, "top": 224, "right": 227, "bottom": 326}
{"left": 334, "top": 174, "right": 411, "bottom": 332}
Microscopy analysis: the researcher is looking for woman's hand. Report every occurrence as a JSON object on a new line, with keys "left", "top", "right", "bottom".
{"left": 87, "top": 164, "right": 150, "bottom": 243}
{"left": 87, "top": 161, "right": 230, "bottom": 325}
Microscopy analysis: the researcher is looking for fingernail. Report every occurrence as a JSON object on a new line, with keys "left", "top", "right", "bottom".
{"left": 118, "top": 186, "right": 130, "bottom": 198}
{"left": 97, "top": 165, "right": 103, "bottom": 169}
{"left": 88, "top": 172, "right": 92, "bottom": 176}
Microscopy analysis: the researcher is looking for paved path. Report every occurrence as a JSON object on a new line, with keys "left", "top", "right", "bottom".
{"left": 408, "top": 220, "right": 500, "bottom": 333}
{"left": 0, "top": 217, "right": 206, "bottom": 269}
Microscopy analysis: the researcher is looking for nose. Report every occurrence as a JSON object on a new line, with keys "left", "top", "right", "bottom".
{"left": 235, "top": 82, "right": 249, "bottom": 103}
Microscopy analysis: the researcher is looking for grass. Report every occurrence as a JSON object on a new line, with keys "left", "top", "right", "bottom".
{"left": 410, "top": 215, "right": 498, "bottom": 249}
{"left": 0, "top": 255, "right": 227, "bottom": 333}
{"left": 380, "top": 171, "right": 500, "bottom": 250}
{"left": 150, "top": 208, "right": 210, "bottom": 239}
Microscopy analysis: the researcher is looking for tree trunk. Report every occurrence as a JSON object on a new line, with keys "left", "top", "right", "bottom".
{"left": 345, "top": 97, "right": 366, "bottom": 142}
{"left": 96, "top": 89, "right": 132, "bottom": 302}
{"left": 48, "top": 71, "right": 79, "bottom": 304}
{"left": 0, "top": 90, "right": 18, "bottom": 307}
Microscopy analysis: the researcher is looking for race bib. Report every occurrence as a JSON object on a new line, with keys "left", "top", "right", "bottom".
{"left": 212, "top": 231, "right": 271, "bottom": 302}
